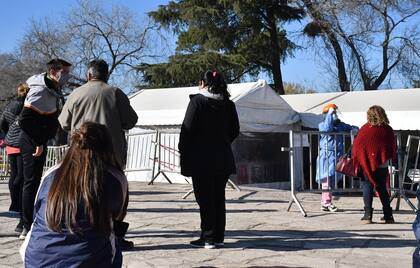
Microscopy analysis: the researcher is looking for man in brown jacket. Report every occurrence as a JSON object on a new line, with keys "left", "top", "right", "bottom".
{"left": 58, "top": 59, "right": 138, "bottom": 168}
{"left": 58, "top": 59, "right": 138, "bottom": 249}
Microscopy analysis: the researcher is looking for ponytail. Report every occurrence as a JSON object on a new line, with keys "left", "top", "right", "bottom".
{"left": 201, "top": 70, "right": 230, "bottom": 99}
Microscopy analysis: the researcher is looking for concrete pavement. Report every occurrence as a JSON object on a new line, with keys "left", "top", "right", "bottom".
{"left": 0, "top": 181, "right": 416, "bottom": 267}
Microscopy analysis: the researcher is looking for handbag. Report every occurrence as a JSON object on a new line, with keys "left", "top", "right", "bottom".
{"left": 336, "top": 151, "right": 359, "bottom": 177}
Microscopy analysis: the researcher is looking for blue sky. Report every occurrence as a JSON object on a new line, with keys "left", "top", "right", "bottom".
{"left": 0, "top": 0, "right": 407, "bottom": 91}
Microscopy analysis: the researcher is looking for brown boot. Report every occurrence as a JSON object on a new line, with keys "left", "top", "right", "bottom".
{"left": 361, "top": 207, "right": 373, "bottom": 224}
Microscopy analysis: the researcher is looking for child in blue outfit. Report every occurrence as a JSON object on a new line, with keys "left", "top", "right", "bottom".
{"left": 316, "top": 103, "right": 358, "bottom": 212}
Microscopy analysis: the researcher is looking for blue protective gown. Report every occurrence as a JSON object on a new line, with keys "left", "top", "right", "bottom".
{"left": 316, "top": 112, "right": 358, "bottom": 184}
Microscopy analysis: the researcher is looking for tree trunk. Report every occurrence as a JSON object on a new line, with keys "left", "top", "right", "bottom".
{"left": 303, "top": 0, "right": 350, "bottom": 92}
{"left": 267, "top": 8, "right": 285, "bottom": 95}
{"left": 325, "top": 32, "right": 350, "bottom": 91}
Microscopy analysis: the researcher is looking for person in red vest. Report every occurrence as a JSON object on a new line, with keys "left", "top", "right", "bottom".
{"left": 352, "top": 105, "right": 396, "bottom": 224}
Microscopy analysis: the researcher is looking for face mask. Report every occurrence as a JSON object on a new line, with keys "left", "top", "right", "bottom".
{"left": 56, "top": 71, "right": 70, "bottom": 86}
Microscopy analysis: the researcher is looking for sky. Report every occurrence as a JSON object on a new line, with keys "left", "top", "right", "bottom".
{"left": 0, "top": 0, "right": 408, "bottom": 92}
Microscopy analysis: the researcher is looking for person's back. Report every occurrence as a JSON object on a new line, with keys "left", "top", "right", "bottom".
{"left": 180, "top": 94, "right": 238, "bottom": 176}
{"left": 179, "top": 70, "right": 240, "bottom": 249}
{"left": 21, "top": 122, "right": 127, "bottom": 267}
{"left": 23, "top": 167, "right": 124, "bottom": 267}
{"left": 59, "top": 59, "right": 138, "bottom": 168}
{"left": 64, "top": 80, "right": 126, "bottom": 162}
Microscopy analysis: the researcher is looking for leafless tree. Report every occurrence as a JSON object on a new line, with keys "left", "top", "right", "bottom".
{"left": 302, "top": 0, "right": 419, "bottom": 91}
{"left": 16, "top": 0, "right": 154, "bottom": 91}
{"left": 0, "top": 53, "right": 45, "bottom": 110}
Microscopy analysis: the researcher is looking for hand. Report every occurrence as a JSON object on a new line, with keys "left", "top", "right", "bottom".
{"left": 33, "top": 145, "right": 44, "bottom": 157}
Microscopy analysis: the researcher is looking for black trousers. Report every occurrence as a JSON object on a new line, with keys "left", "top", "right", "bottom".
{"left": 361, "top": 167, "right": 392, "bottom": 217}
{"left": 192, "top": 174, "right": 229, "bottom": 243}
{"left": 20, "top": 132, "right": 47, "bottom": 230}
{"left": 8, "top": 153, "right": 23, "bottom": 212}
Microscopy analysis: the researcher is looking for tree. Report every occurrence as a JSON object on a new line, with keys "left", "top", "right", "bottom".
{"left": 139, "top": 0, "right": 304, "bottom": 94}
{"left": 302, "top": 0, "right": 419, "bottom": 91}
{"left": 16, "top": 0, "right": 153, "bottom": 91}
{"left": 284, "top": 82, "right": 316, "bottom": 94}
{"left": 0, "top": 54, "right": 44, "bottom": 110}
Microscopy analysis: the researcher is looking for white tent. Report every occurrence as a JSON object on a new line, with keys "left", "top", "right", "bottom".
{"left": 126, "top": 80, "right": 302, "bottom": 185}
{"left": 129, "top": 80, "right": 300, "bottom": 132}
{"left": 281, "top": 88, "right": 420, "bottom": 130}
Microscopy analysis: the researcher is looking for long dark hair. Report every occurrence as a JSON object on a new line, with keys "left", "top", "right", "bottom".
{"left": 201, "top": 70, "right": 230, "bottom": 99}
{"left": 46, "top": 122, "right": 120, "bottom": 235}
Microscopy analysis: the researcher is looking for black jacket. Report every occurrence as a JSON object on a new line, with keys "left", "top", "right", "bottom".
{"left": 0, "top": 96, "right": 25, "bottom": 148}
{"left": 19, "top": 107, "right": 59, "bottom": 146}
{"left": 179, "top": 94, "right": 240, "bottom": 177}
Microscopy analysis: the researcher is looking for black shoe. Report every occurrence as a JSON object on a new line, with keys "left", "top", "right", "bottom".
{"left": 385, "top": 217, "right": 395, "bottom": 224}
{"left": 215, "top": 242, "right": 224, "bottom": 248}
{"left": 117, "top": 237, "right": 134, "bottom": 251}
{"left": 382, "top": 207, "right": 394, "bottom": 223}
{"left": 214, "top": 238, "right": 224, "bottom": 248}
{"left": 19, "top": 227, "right": 29, "bottom": 240}
{"left": 379, "top": 216, "right": 395, "bottom": 223}
{"left": 15, "top": 222, "right": 23, "bottom": 233}
{"left": 190, "top": 238, "right": 215, "bottom": 249}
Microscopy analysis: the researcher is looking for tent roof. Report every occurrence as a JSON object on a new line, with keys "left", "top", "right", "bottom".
{"left": 129, "top": 80, "right": 300, "bottom": 132}
{"left": 281, "top": 88, "right": 420, "bottom": 130}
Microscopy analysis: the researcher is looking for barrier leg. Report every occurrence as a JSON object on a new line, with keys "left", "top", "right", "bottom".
{"left": 161, "top": 172, "right": 173, "bottom": 184}
{"left": 287, "top": 198, "right": 294, "bottom": 211}
{"left": 227, "top": 179, "right": 241, "bottom": 192}
{"left": 182, "top": 188, "right": 194, "bottom": 199}
{"left": 396, "top": 193, "right": 401, "bottom": 211}
{"left": 402, "top": 194, "right": 417, "bottom": 212}
{"left": 390, "top": 189, "right": 416, "bottom": 212}
{"left": 287, "top": 192, "right": 307, "bottom": 217}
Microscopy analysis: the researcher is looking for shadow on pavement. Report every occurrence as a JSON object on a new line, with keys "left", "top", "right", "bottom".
{"left": 127, "top": 208, "right": 278, "bottom": 213}
{"left": 125, "top": 229, "right": 416, "bottom": 252}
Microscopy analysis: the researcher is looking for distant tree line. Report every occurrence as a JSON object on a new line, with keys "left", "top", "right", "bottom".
{"left": 0, "top": 0, "right": 418, "bottom": 109}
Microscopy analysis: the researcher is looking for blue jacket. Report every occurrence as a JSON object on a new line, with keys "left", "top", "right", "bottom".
{"left": 316, "top": 112, "right": 358, "bottom": 183}
{"left": 22, "top": 167, "right": 124, "bottom": 268}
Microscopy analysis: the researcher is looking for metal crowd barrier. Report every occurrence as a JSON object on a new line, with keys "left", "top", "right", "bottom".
{"left": 0, "top": 148, "right": 9, "bottom": 180}
{"left": 125, "top": 131, "right": 157, "bottom": 176}
{"left": 285, "top": 130, "right": 414, "bottom": 217}
{"left": 149, "top": 130, "right": 182, "bottom": 185}
{"left": 1, "top": 129, "right": 241, "bottom": 200}
{"left": 44, "top": 145, "right": 69, "bottom": 173}
{"left": 148, "top": 130, "right": 241, "bottom": 198}
{"left": 395, "top": 135, "right": 420, "bottom": 211}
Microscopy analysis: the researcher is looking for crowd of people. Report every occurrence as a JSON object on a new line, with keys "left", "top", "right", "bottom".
{"left": 315, "top": 103, "right": 396, "bottom": 224}
{"left": 0, "top": 57, "right": 416, "bottom": 266}
{"left": 0, "top": 58, "right": 139, "bottom": 266}
{"left": 0, "top": 60, "right": 240, "bottom": 266}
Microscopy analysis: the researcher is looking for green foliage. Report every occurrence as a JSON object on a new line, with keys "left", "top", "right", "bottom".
{"left": 139, "top": 0, "right": 304, "bottom": 92}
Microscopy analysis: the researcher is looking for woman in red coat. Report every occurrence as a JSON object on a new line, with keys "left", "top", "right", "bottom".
{"left": 352, "top": 105, "right": 396, "bottom": 224}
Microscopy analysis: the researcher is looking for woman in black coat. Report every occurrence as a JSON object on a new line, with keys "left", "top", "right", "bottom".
{"left": 0, "top": 83, "right": 29, "bottom": 232}
{"left": 179, "top": 70, "right": 240, "bottom": 249}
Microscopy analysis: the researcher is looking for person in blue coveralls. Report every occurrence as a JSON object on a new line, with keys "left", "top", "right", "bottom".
{"left": 316, "top": 103, "right": 358, "bottom": 212}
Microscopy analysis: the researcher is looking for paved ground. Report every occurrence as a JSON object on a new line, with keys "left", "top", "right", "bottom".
{"left": 0, "top": 181, "right": 416, "bottom": 268}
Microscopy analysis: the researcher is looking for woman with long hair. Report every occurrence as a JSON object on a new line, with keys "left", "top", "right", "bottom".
{"left": 352, "top": 105, "right": 396, "bottom": 224}
{"left": 179, "top": 70, "right": 240, "bottom": 249}
{"left": 0, "top": 83, "right": 29, "bottom": 231}
{"left": 21, "top": 122, "right": 128, "bottom": 267}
